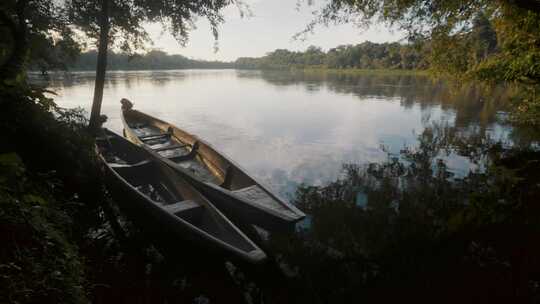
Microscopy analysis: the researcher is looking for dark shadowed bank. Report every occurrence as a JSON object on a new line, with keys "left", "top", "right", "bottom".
{"left": 0, "top": 81, "right": 99, "bottom": 303}
{"left": 2, "top": 0, "right": 540, "bottom": 301}
{"left": 2, "top": 75, "right": 540, "bottom": 303}
{"left": 271, "top": 123, "right": 540, "bottom": 303}
{"left": 0, "top": 81, "right": 262, "bottom": 303}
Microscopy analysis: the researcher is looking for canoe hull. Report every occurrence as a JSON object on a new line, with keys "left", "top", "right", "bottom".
{"left": 188, "top": 174, "right": 298, "bottom": 233}
{"left": 96, "top": 131, "right": 266, "bottom": 263}
{"left": 120, "top": 109, "right": 305, "bottom": 233}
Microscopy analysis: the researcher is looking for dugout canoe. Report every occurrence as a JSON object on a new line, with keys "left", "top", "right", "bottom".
{"left": 95, "top": 129, "right": 266, "bottom": 263}
{"left": 119, "top": 100, "right": 306, "bottom": 232}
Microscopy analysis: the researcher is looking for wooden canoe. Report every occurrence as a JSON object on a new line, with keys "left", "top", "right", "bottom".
{"left": 120, "top": 104, "right": 306, "bottom": 232}
{"left": 95, "top": 129, "right": 267, "bottom": 263}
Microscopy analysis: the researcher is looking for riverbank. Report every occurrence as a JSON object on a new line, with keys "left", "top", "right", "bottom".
{"left": 0, "top": 81, "right": 271, "bottom": 303}
{"left": 5, "top": 71, "right": 540, "bottom": 303}
{"left": 37, "top": 67, "right": 426, "bottom": 76}
{"left": 293, "top": 67, "right": 430, "bottom": 76}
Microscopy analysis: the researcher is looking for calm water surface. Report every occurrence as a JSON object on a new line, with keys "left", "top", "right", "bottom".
{"left": 39, "top": 69, "right": 524, "bottom": 198}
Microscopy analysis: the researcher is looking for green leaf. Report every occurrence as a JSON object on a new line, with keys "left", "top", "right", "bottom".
{"left": 0, "top": 153, "right": 25, "bottom": 183}
{"left": 22, "top": 194, "right": 48, "bottom": 206}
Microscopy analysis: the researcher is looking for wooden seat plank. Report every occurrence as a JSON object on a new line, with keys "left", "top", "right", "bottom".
{"left": 153, "top": 144, "right": 188, "bottom": 152}
{"left": 140, "top": 133, "right": 170, "bottom": 141}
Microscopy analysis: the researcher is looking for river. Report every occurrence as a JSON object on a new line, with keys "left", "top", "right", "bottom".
{"left": 36, "top": 69, "right": 534, "bottom": 199}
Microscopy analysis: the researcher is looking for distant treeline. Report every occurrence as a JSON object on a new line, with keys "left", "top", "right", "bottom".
{"left": 235, "top": 13, "right": 499, "bottom": 72}
{"left": 68, "top": 50, "right": 234, "bottom": 70}
{"left": 235, "top": 42, "right": 429, "bottom": 70}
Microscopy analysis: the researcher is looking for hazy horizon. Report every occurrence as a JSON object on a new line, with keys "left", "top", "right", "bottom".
{"left": 141, "top": 0, "right": 404, "bottom": 61}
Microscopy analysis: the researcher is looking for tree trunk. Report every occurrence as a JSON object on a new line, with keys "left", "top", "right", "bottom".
{"left": 88, "top": 0, "right": 110, "bottom": 132}
{"left": 0, "top": 1, "right": 28, "bottom": 80}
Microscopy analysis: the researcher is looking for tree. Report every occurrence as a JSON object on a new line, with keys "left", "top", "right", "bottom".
{"left": 471, "top": 13, "right": 497, "bottom": 63}
{"left": 300, "top": 0, "right": 537, "bottom": 77}
{"left": 0, "top": 1, "right": 80, "bottom": 80}
{"left": 303, "top": 45, "right": 325, "bottom": 66}
{"left": 234, "top": 41, "right": 431, "bottom": 70}
{"left": 65, "top": 0, "right": 241, "bottom": 131}
{"left": 300, "top": 0, "right": 540, "bottom": 124}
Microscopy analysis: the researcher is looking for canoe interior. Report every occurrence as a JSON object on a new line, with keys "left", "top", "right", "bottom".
{"left": 132, "top": 124, "right": 222, "bottom": 185}
{"left": 123, "top": 110, "right": 303, "bottom": 219}
{"left": 96, "top": 131, "right": 258, "bottom": 252}
{"left": 124, "top": 110, "right": 255, "bottom": 190}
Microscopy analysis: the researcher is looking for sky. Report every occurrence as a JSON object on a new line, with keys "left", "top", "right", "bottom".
{"left": 145, "top": 0, "right": 404, "bottom": 61}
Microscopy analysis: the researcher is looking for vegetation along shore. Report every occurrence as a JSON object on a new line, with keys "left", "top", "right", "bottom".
{"left": 2, "top": 0, "right": 540, "bottom": 303}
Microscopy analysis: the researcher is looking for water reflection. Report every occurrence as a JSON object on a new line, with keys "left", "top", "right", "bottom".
{"left": 32, "top": 70, "right": 538, "bottom": 199}
{"left": 240, "top": 70, "right": 514, "bottom": 129}
{"left": 272, "top": 122, "right": 540, "bottom": 303}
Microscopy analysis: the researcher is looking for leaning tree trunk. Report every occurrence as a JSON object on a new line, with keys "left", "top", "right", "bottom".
{"left": 88, "top": 0, "right": 110, "bottom": 132}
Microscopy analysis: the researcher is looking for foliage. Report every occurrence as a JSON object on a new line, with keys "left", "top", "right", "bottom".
{"left": 271, "top": 124, "right": 540, "bottom": 303}
{"left": 473, "top": 6, "right": 540, "bottom": 125}
{"left": 236, "top": 42, "right": 428, "bottom": 70}
{"left": 67, "top": 49, "right": 233, "bottom": 71}
{"left": 65, "top": 0, "right": 244, "bottom": 130}
{"left": 0, "top": 1, "right": 256, "bottom": 302}
{"left": 299, "top": 0, "right": 540, "bottom": 125}
{"left": 0, "top": 7, "right": 104, "bottom": 297}
{"left": 67, "top": 0, "right": 244, "bottom": 53}
{"left": 0, "top": 78, "right": 254, "bottom": 303}
{"left": 0, "top": 77, "right": 106, "bottom": 240}
{"left": 0, "top": 0, "right": 81, "bottom": 78}
{"left": 473, "top": 7, "right": 540, "bottom": 84}
{"left": 0, "top": 152, "right": 88, "bottom": 304}
{"left": 0, "top": 0, "right": 243, "bottom": 74}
